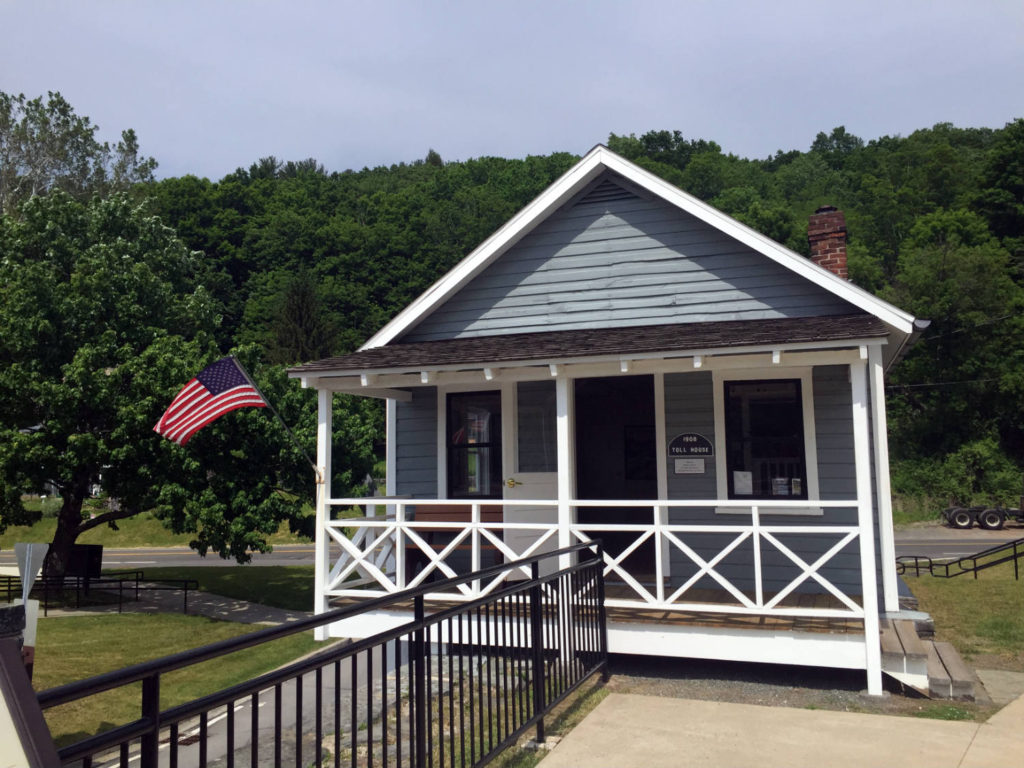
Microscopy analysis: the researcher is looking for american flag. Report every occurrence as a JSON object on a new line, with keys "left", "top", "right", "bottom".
{"left": 154, "top": 357, "right": 267, "bottom": 445}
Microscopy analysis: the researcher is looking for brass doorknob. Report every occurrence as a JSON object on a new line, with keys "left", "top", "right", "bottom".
{"left": 506, "top": 478, "right": 522, "bottom": 488}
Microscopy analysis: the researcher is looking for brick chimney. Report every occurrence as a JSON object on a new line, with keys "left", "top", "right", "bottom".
{"left": 807, "top": 205, "right": 848, "bottom": 279}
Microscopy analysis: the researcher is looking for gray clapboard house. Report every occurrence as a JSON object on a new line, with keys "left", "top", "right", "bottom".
{"left": 289, "top": 145, "right": 927, "bottom": 694}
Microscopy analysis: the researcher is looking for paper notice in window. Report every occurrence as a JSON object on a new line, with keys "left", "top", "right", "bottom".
{"left": 733, "top": 471, "right": 753, "bottom": 495}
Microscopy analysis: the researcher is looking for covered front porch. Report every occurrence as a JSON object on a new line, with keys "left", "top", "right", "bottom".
{"left": 295, "top": 322, "right": 902, "bottom": 695}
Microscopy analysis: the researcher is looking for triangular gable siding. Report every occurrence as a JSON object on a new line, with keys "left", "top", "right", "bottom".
{"left": 402, "top": 176, "right": 856, "bottom": 343}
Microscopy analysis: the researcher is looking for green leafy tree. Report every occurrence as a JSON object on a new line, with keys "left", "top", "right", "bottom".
{"left": 810, "top": 126, "right": 864, "bottom": 170}
{"left": 0, "top": 91, "right": 156, "bottom": 216}
{"left": 0, "top": 192, "right": 219, "bottom": 573}
{"left": 975, "top": 118, "right": 1024, "bottom": 264}
{"left": 883, "top": 210, "right": 1024, "bottom": 462}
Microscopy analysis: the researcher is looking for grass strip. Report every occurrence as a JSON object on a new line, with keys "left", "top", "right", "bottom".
{"left": 139, "top": 565, "right": 314, "bottom": 612}
{"left": 34, "top": 613, "right": 320, "bottom": 746}
{"left": 0, "top": 508, "right": 312, "bottom": 549}
{"left": 908, "top": 559, "right": 1024, "bottom": 670}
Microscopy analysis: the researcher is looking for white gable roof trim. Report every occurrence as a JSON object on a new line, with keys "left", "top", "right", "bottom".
{"left": 362, "top": 145, "right": 916, "bottom": 350}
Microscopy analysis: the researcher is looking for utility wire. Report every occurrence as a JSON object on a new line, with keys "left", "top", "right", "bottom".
{"left": 886, "top": 377, "right": 1002, "bottom": 390}
{"left": 919, "top": 313, "right": 1015, "bottom": 340}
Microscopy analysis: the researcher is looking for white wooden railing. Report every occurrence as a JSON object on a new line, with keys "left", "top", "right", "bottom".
{"left": 319, "top": 497, "right": 866, "bottom": 621}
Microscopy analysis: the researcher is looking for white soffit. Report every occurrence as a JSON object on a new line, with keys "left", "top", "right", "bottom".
{"left": 361, "top": 146, "right": 916, "bottom": 350}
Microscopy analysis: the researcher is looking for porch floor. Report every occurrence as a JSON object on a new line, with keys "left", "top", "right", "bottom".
{"left": 603, "top": 585, "right": 864, "bottom": 634}
{"left": 328, "top": 586, "right": 865, "bottom": 636}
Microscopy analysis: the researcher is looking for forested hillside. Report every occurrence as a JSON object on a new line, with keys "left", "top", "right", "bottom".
{"left": 147, "top": 122, "right": 1024, "bottom": 506}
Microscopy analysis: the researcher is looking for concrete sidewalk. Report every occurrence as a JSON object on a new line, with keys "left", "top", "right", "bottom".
{"left": 541, "top": 692, "right": 1024, "bottom": 768}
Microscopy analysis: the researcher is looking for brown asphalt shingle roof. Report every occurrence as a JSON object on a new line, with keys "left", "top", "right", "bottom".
{"left": 289, "top": 314, "right": 889, "bottom": 376}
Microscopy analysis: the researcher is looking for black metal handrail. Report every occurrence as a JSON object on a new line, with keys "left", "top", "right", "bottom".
{"left": 38, "top": 541, "right": 608, "bottom": 768}
{"left": 2, "top": 571, "right": 199, "bottom": 614}
{"left": 896, "top": 536, "right": 1024, "bottom": 580}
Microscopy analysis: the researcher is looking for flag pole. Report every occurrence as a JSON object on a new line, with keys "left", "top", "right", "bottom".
{"left": 230, "top": 356, "right": 323, "bottom": 484}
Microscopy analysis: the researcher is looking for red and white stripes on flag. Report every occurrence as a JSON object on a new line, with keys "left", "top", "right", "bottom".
{"left": 154, "top": 357, "right": 266, "bottom": 445}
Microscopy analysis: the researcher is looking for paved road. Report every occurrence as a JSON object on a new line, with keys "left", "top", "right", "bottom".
{"left": 0, "top": 543, "right": 314, "bottom": 569}
{"left": 894, "top": 522, "right": 1024, "bottom": 559}
{"left": 5, "top": 524, "right": 1023, "bottom": 569}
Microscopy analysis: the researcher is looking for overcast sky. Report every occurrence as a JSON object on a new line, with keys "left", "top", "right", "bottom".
{"left": 2, "top": 1, "right": 1022, "bottom": 180}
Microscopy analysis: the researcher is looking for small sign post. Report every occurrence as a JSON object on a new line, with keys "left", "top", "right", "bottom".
{"left": 15, "top": 543, "right": 48, "bottom": 678}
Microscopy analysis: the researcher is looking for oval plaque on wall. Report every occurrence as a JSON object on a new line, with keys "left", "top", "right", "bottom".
{"left": 668, "top": 433, "right": 713, "bottom": 457}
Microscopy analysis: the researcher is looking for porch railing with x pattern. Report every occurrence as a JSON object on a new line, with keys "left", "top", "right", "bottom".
{"left": 323, "top": 498, "right": 867, "bottom": 622}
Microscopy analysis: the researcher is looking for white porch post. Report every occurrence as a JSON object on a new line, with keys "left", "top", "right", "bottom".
{"left": 869, "top": 346, "right": 900, "bottom": 612}
{"left": 313, "top": 388, "right": 333, "bottom": 641}
{"left": 851, "top": 359, "right": 883, "bottom": 694}
{"left": 555, "top": 375, "right": 574, "bottom": 569}
{"left": 654, "top": 373, "right": 670, "bottom": 595}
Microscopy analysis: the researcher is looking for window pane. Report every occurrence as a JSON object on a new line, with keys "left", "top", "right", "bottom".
{"left": 517, "top": 381, "right": 556, "bottom": 472}
{"left": 447, "top": 391, "right": 501, "bottom": 498}
{"left": 724, "top": 380, "right": 807, "bottom": 500}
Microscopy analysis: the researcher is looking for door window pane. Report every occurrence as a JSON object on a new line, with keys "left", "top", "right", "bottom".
{"left": 447, "top": 391, "right": 502, "bottom": 498}
{"left": 724, "top": 379, "right": 808, "bottom": 500}
{"left": 517, "top": 381, "right": 556, "bottom": 472}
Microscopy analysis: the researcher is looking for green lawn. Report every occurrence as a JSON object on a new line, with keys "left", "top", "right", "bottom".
{"left": 34, "top": 613, "right": 321, "bottom": 746}
{"left": 0, "top": 507, "right": 312, "bottom": 550}
{"left": 908, "top": 559, "right": 1024, "bottom": 670}
{"left": 140, "top": 565, "right": 315, "bottom": 612}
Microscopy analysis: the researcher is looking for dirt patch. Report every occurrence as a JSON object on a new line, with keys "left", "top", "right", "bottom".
{"left": 602, "top": 655, "right": 1000, "bottom": 722}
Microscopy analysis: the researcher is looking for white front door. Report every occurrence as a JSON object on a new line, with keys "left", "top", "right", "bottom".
{"left": 503, "top": 381, "right": 559, "bottom": 573}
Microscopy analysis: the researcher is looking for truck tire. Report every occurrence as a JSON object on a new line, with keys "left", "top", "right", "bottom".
{"left": 948, "top": 507, "right": 975, "bottom": 529}
{"left": 977, "top": 508, "right": 1005, "bottom": 530}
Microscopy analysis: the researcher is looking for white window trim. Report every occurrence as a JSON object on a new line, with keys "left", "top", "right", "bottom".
{"left": 712, "top": 367, "right": 823, "bottom": 516}
{"left": 436, "top": 382, "right": 512, "bottom": 499}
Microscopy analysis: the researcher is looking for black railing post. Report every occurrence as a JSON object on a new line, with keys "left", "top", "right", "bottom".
{"left": 530, "top": 560, "right": 546, "bottom": 745}
{"left": 140, "top": 673, "right": 160, "bottom": 768}
{"left": 413, "top": 594, "right": 426, "bottom": 768}
{"left": 595, "top": 543, "right": 609, "bottom": 681}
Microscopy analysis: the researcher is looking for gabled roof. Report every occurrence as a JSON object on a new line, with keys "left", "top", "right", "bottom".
{"left": 292, "top": 314, "right": 888, "bottom": 376}
{"left": 361, "top": 145, "right": 918, "bottom": 352}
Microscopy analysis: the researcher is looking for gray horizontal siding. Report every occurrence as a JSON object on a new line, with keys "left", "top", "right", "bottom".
{"left": 395, "top": 387, "right": 437, "bottom": 497}
{"left": 405, "top": 174, "right": 855, "bottom": 342}
{"left": 664, "top": 372, "right": 716, "bottom": 505}
{"left": 814, "top": 366, "right": 856, "bottom": 501}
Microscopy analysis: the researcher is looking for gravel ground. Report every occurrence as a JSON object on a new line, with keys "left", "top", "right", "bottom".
{"left": 600, "top": 654, "right": 1000, "bottom": 721}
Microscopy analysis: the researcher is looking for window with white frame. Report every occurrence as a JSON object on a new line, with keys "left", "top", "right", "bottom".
{"left": 724, "top": 379, "right": 808, "bottom": 500}
{"left": 713, "top": 368, "right": 820, "bottom": 513}
{"left": 446, "top": 391, "right": 502, "bottom": 498}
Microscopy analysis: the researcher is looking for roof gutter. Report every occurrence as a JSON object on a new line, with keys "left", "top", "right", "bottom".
{"left": 885, "top": 318, "right": 931, "bottom": 372}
